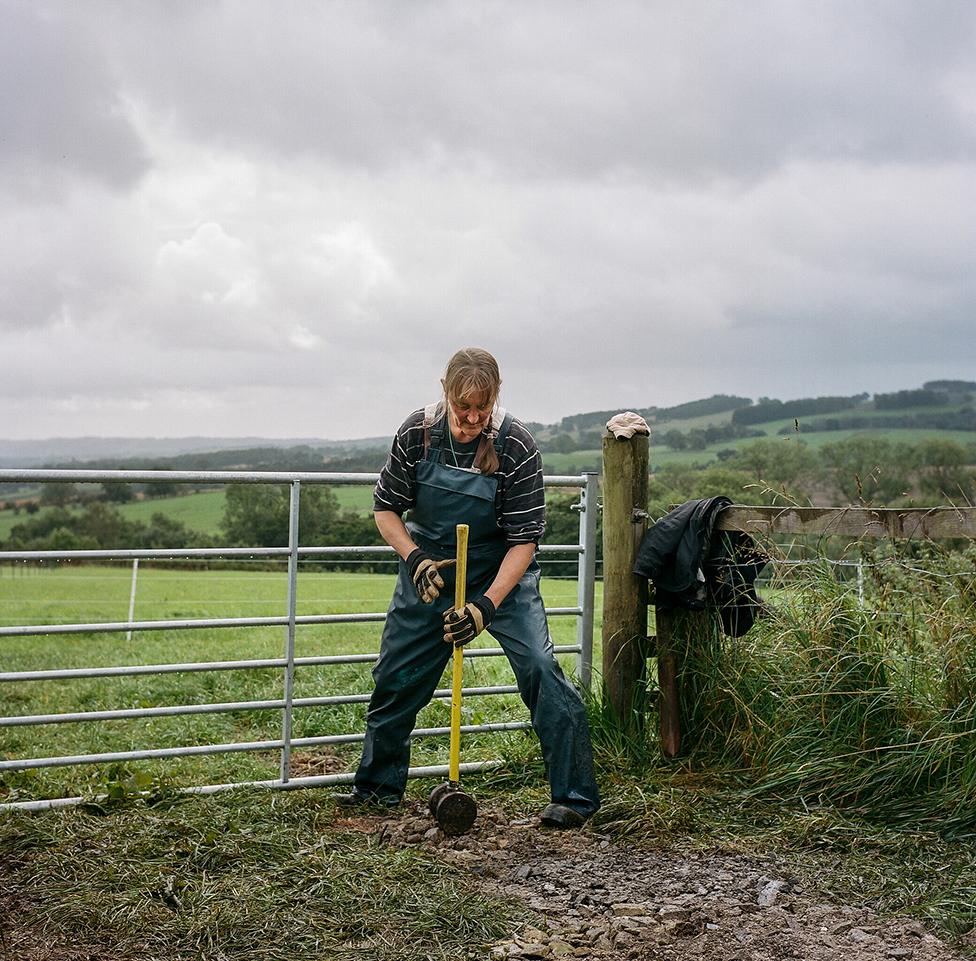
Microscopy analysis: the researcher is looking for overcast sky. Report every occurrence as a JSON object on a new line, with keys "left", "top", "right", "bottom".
{"left": 3, "top": 1, "right": 975, "bottom": 442}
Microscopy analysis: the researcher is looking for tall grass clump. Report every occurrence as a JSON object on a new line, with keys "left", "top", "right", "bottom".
{"left": 676, "top": 541, "right": 976, "bottom": 836}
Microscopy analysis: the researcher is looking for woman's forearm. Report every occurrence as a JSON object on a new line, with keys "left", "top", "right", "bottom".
{"left": 483, "top": 542, "right": 537, "bottom": 609}
{"left": 373, "top": 510, "right": 419, "bottom": 561}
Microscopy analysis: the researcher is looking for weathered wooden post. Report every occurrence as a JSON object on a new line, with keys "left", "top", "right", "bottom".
{"left": 655, "top": 606, "right": 681, "bottom": 757}
{"left": 601, "top": 426, "right": 649, "bottom": 730}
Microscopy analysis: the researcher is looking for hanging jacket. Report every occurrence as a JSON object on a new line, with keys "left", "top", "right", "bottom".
{"left": 633, "top": 496, "right": 768, "bottom": 637}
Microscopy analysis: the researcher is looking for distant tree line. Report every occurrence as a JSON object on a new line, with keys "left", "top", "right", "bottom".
{"left": 731, "top": 394, "right": 869, "bottom": 426}
{"left": 1, "top": 484, "right": 386, "bottom": 569}
{"left": 873, "top": 389, "right": 952, "bottom": 410}
{"left": 922, "top": 380, "right": 976, "bottom": 393}
{"left": 2, "top": 504, "right": 208, "bottom": 553}
{"left": 3, "top": 436, "right": 974, "bottom": 564}
{"left": 779, "top": 408, "right": 976, "bottom": 434}
{"left": 652, "top": 394, "right": 752, "bottom": 422}
{"left": 555, "top": 394, "right": 753, "bottom": 434}
{"left": 658, "top": 423, "right": 764, "bottom": 452}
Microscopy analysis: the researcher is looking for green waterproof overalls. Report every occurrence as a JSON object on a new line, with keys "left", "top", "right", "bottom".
{"left": 353, "top": 414, "right": 601, "bottom": 816}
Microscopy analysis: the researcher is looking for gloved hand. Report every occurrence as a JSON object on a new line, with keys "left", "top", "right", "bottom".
{"left": 443, "top": 596, "right": 496, "bottom": 647}
{"left": 406, "top": 548, "right": 456, "bottom": 604}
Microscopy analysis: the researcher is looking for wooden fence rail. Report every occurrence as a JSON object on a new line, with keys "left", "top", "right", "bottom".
{"left": 600, "top": 426, "right": 976, "bottom": 757}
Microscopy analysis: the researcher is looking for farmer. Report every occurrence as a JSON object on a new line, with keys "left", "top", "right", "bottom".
{"left": 337, "top": 347, "right": 600, "bottom": 828}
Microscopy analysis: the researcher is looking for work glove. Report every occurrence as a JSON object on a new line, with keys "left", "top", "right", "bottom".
{"left": 443, "top": 596, "right": 496, "bottom": 647}
{"left": 406, "top": 548, "right": 456, "bottom": 604}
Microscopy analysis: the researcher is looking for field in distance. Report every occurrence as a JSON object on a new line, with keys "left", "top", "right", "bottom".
{"left": 0, "top": 486, "right": 376, "bottom": 541}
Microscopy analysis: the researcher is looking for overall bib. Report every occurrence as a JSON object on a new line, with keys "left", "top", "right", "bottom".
{"left": 353, "top": 415, "right": 600, "bottom": 815}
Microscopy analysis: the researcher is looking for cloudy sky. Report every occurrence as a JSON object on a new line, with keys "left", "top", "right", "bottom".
{"left": 3, "top": 1, "right": 975, "bottom": 442}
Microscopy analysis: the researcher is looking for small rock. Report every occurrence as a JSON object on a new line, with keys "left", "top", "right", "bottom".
{"left": 515, "top": 864, "right": 532, "bottom": 880}
{"left": 886, "top": 950, "right": 913, "bottom": 959}
{"left": 758, "top": 879, "right": 786, "bottom": 907}
{"left": 658, "top": 906, "right": 691, "bottom": 921}
{"left": 849, "top": 928, "right": 878, "bottom": 943}
{"left": 550, "top": 941, "right": 573, "bottom": 957}
{"left": 516, "top": 942, "right": 549, "bottom": 959}
{"left": 612, "top": 903, "right": 652, "bottom": 917}
{"left": 423, "top": 827, "right": 440, "bottom": 841}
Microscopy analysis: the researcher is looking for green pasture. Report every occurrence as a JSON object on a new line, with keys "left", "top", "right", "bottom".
{"left": 542, "top": 427, "right": 976, "bottom": 475}
{"left": 648, "top": 407, "right": 736, "bottom": 433}
{"left": 0, "top": 485, "right": 377, "bottom": 541}
{"left": 653, "top": 426, "right": 976, "bottom": 469}
{"left": 118, "top": 489, "right": 227, "bottom": 533}
{"left": 0, "top": 563, "right": 599, "bottom": 804}
{"left": 4, "top": 551, "right": 976, "bottom": 955}
{"left": 747, "top": 423, "right": 976, "bottom": 449}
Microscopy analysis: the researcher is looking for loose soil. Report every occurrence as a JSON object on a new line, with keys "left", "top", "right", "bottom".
{"left": 3, "top": 800, "right": 973, "bottom": 960}
{"left": 366, "top": 801, "right": 974, "bottom": 961}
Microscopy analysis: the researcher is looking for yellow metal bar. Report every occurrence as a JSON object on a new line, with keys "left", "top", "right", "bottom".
{"left": 449, "top": 524, "right": 468, "bottom": 784}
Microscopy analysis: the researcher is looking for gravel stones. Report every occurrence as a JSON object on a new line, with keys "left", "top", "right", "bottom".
{"left": 369, "top": 802, "right": 967, "bottom": 961}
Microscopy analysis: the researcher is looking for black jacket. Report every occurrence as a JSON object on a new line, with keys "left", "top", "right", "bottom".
{"left": 633, "top": 496, "right": 768, "bottom": 637}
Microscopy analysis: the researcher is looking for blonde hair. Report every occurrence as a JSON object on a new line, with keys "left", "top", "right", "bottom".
{"left": 442, "top": 347, "right": 502, "bottom": 474}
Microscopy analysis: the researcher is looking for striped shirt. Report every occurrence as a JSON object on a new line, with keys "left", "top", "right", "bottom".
{"left": 373, "top": 407, "right": 546, "bottom": 545}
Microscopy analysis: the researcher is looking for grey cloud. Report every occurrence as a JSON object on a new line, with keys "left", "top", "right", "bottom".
{"left": 0, "top": 2, "right": 148, "bottom": 192}
{"left": 82, "top": 0, "right": 976, "bottom": 181}
{"left": 3, "top": 2, "right": 976, "bottom": 441}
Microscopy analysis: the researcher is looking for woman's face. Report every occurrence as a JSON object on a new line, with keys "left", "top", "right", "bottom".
{"left": 447, "top": 390, "right": 494, "bottom": 442}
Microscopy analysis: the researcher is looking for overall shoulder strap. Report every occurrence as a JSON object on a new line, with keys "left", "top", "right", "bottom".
{"left": 423, "top": 402, "right": 447, "bottom": 460}
{"left": 491, "top": 409, "right": 514, "bottom": 457}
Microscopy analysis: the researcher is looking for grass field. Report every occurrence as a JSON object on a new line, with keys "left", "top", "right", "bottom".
{"left": 651, "top": 426, "right": 976, "bottom": 468}
{"left": 0, "top": 485, "right": 378, "bottom": 541}
{"left": 542, "top": 428, "right": 976, "bottom": 474}
{"left": 3, "top": 554, "right": 976, "bottom": 956}
{"left": 0, "top": 563, "right": 598, "bottom": 804}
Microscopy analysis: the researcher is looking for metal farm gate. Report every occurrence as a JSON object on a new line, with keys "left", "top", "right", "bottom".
{"left": 0, "top": 469, "right": 599, "bottom": 811}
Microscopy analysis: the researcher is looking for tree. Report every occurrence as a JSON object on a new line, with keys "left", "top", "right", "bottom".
{"left": 546, "top": 433, "right": 578, "bottom": 454}
{"left": 101, "top": 481, "right": 135, "bottom": 503}
{"left": 914, "top": 439, "right": 975, "bottom": 500}
{"left": 820, "top": 437, "right": 913, "bottom": 504}
{"left": 661, "top": 429, "right": 688, "bottom": 451}
{"left": 726, "top": 439, "right": 817, "bottom": 487}
{"left": 145, "top": 469, "right": 182, "bottom": 498}
{"left": 40, "top": 482, "right": 78, "bottom": 507}
{"left": 221, "top": 484, "right": 342, "bottom": 547}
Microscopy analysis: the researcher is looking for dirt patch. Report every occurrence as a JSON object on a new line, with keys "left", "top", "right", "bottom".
{"left": 286, "top": 748, "right": 350, "bottom": 778}
{"left": 370, "top": 801, "right": 972, "bottom": 961}
{"left": 0, "top": 860, "right": 114, "bottom": 961}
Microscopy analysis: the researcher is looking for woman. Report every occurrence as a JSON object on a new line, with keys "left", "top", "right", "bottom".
{"left": 338, "top": 347, "right": 601, "bottom": 828}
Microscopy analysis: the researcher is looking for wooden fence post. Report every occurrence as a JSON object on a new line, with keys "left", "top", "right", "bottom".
{"left": 655, "top": 606, "right": 716, "bottom": 758}
{"left": 655, "top": 606, "right": 681, "bottom": 757}
{"left": 601, "top": 430, "right": 649, "bottom": 730}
